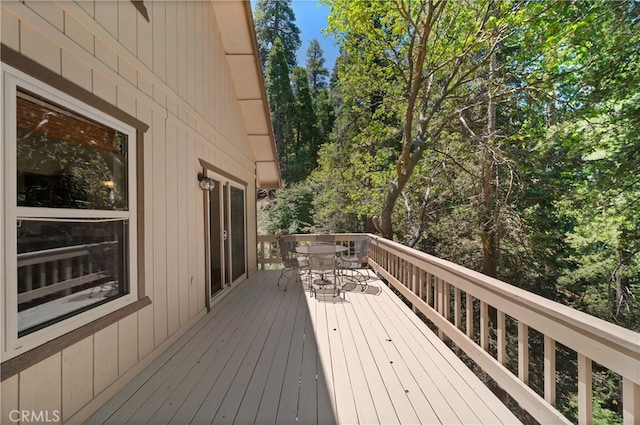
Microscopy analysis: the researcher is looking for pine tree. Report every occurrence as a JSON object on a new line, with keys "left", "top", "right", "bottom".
{"left": 254, "top": 0, "right": 301, "bottom": 70}
{"left": 290, "top": 67, "right": 319, "bottom": 181}
{"left": 306, "top": 38, "right": 329, "bottom": 95}
{"left": 265, "top": 37, "right": 295, "bottom": 178}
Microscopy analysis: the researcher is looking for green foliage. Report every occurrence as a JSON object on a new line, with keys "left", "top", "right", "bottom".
{"left": 265, "top": 37, "right": 296, "bottom": 176}
{"left": 288, "top": 66, "right": 319, "bottom": 182}
{"left": 263, "top": 181, "right": 316, "bottom": 235}
{"left": 306, "top": 38, "right": 329, "bottom": 94}
{"left": 254, "top": 0, "right": 301, "bottom": 70}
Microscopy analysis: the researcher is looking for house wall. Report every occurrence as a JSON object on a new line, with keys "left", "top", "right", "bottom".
{"left": 1, "top": 1, "right": 259, "bottom": 423}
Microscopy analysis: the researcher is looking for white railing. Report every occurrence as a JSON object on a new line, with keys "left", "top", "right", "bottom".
{"left": 17, "top": 242, "right": 115, "bottom": 305}
{"left": 257, "top": 233, "right": 640, "bottom": 425}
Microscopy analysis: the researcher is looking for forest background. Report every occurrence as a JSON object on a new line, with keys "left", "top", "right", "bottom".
{"left": 255, "top": 1, "right": 639, "bottom": 421}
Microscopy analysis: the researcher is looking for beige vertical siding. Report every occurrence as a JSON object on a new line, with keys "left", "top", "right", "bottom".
{"left": 1, "top": 0, "right": 262, "bottom": 422}
{"left": 62, "top": 337, "right": 93, "bottom": 422}
{"left": 20, "top": 354, "right": 62, "bottom": 419}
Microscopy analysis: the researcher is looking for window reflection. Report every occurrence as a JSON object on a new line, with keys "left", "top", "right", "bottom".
{"left": 16, "top": 90, "right": 128, "bottom": 210}
{"left": 17, "top": 219, "right": 127, "bottom": 336}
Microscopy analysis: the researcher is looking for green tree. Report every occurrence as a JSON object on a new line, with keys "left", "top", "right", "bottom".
{"left": 264, "top": 181, "right": 316, "bottom": 235}
{"left": 324, "top": 0, "right": 530, "bottom": 241}
{"left": 254, "top": 0, "right": 301, "bottom": 70}
{"left": 289, "top": 66, "right": 319, "bottom": 181}
{"left": 265, "top": 37, "right": 295, "bottom": 176}
{"left": 306, "top": 38, "right": 329, "bottom": 94}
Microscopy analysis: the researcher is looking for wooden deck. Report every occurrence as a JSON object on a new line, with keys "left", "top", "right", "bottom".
{"left": 87, "top": 270, "right": 521, "bottom": 424}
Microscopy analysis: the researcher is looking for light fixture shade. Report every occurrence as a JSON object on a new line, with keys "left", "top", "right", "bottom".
{"left": 197, "top": 172, "right": 216, "bottom": 191}
{"left": 199, "top": 179, "right": 215, "bottom": 191}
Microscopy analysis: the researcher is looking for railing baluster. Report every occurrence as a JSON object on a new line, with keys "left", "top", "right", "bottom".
{"left": 418, "top": 270, "right": 424, "bottom": 303}
{"left": 433, "top": 277, "right": 444, "bottom": 339}
{"left": 442, "top": 280, "right": 451, "bottom": 342}
{"left": 412, "top": 266, "right": 419, "bottom": 314}
{"left": 63, "top": 258, "right": 72, "bottom": 295}
{"left": 623, "top": 377, "right": 640, "bottom": 425}
{"left": 434, "top": 277, "right": 442, "bottom": 339}
{"left": 480, "top": 301, "right": 489, "bottom": 350}
{"left": 443, "top": 280, "right": 450, "bottom": 322}
{"left": 454, "top": 286, "right": 461, "bottom": 329}
{"left": 51, "top": 261, "right": 59, "bottom": 288}
{"left": 578, "top": 353, "right": 592, "bottom": 425}
{"left": 402, "top": 260, "right": 406, "bottom": 289}
{"left": 410, "top": 264, "right": 416, "bottom": 294}
{"left": 426, "top": 273, "right": 432, "bottom": 308}
{"left": 497, "top": 310, "right": 506, "bottom": 365}
{"left": 466, "top": 293, "right": 473, "bottom": 338}
{"left": 518, "top": 321, "right": 529, "bottom": 384}
{"left": 544, "top": 335, "right": 557, "bottom": 406}
{"left": 38, "top": 263, "right": 46, "bottom": 288}
{"left": 25, "top": 265, "right": 33, "bottom": 292}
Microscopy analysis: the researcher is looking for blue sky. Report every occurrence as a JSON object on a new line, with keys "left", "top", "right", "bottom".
{"left": 251, "top": 0, "right": 340, "bottom": 72}
{"left": 290, "top": 1, "right": 339, "bottom": 71}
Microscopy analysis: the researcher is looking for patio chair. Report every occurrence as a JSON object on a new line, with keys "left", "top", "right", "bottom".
{"left": 308, "top": 243, "right": 341, "bottom": 298}
{"left": 277, "top": 235, "right": 307, "bottom": 291}
{"left": 338, "top": 236, "right": 371, "bottom": 292}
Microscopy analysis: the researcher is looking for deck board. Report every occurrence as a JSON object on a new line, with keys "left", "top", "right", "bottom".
{"left": 362, "top": 286, "right": 478, "bottom": 424}
{"left": 88, "top": 270, "right": 522, "bottom": 425}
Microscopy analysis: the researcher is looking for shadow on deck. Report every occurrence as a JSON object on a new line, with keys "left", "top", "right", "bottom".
{"left": 87, "top": 270, "right": 520, "bottom": 424}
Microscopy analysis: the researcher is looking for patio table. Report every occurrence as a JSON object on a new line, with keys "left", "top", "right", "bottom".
{"left": 296, "top": 244, "right": 348, "bottom": 296}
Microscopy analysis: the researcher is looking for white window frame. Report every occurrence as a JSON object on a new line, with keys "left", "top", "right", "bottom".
{"left": 1, "top": 65, "right": 138, "bottom": 360}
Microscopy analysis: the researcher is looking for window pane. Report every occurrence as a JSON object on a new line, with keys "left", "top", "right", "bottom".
{"left": 16, "top": 89, "right": 129, "bottom": 210}
{"left": 17, "top": 219, "right": 128, "bottom": 336}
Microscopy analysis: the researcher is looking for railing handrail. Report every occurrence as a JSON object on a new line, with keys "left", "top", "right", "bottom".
{"left": 17, "top": 241, "right": 117, "bottom": 266}
{"left": 367, "top": 234, "right": 640, "bottom": 384}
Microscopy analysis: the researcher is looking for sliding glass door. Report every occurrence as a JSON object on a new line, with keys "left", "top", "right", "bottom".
{"left": 206, "top": 171, "right": 247, "bottom": 301}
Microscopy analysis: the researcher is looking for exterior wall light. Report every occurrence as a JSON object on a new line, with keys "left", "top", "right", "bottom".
{"left": 197, "top": 172, "right": 216, "bottom": 191}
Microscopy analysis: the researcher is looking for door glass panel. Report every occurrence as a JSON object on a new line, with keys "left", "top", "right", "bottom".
{"left": 209, "top": 182, "right": 222, "bottom": 296}
{"left": 230, "top": 186, "right": 245, "bottom": 282}
{"left": 224, "top": 185, "right": 230, "bottom": 284}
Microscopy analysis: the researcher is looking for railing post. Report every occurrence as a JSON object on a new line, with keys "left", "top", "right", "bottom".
{"left": 518, "top": 321, "right": 529, "bottom": 384}
{"left": 259, "top": 240, "right": 264, "bottom": 270}
{"left": 544, "top": 335, "right": 557, "bottom": 407}
{"left": 623, "top": 378, "right": 640, "bottom": 425}
{"left": 577, "top": 353, "right": 592, "bottom": 425}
